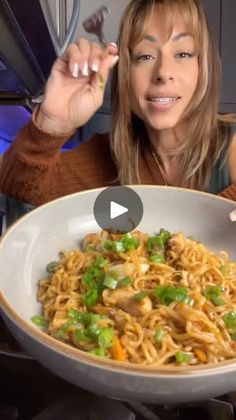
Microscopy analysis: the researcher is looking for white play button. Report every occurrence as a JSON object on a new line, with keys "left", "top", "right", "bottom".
{"left": 93, "top": 186, "right": 143, "bottom": 234}
{"left": 110, "top": 201, "right": 128, "bottom": 219}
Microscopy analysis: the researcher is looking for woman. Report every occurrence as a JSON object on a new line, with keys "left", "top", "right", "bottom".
{"left": 0, "top": 0, "right": 236, "bottom": 205}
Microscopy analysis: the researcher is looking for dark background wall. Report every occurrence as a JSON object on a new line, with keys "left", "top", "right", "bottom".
{"left": 202, "top": 0, "right": 236, "bottom": 113}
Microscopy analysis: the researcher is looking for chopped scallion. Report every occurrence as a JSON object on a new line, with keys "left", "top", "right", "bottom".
{"left": 175, "top": 351, "right": 192, "bottom": 364}
{"left": 98, "top": 328, "right": 115, "bottom": 348}
{"left": 31, "top": 315, "right": 48, "bottom": 328}
{"left": 46, "top": 261, "right": 59, "bottom": 273}
{"left": 154, "top": 329, "right": 166, "bottom": 343}
{"left": 103, "top": 276, "right": 118, "bottom": 290}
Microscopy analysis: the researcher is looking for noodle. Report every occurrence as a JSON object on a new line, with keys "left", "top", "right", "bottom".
{"left": 33, "top": 229, "right": 236, "bottom": 366}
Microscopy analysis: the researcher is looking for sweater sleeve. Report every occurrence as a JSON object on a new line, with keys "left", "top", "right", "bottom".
{"left": 218, "top": 184, "right": 236, "bottom": 201}
{"left": 0, "top": 116, "right": 117, "bottom": 206}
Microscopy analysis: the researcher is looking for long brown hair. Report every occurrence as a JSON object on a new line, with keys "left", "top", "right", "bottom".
{"left": 110, "top": 0, "right": 236, "bottom": 190}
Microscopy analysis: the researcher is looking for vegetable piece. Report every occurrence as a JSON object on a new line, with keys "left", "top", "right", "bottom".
{"left": 112, "top": 241, "right": 126, "bottom": 253}
{"left": 89, "top": 347, "right": 107, "bottom": 357}
{"left": 147, "top": 236, "right": 164, "bottom": 251}
{"left": 223, "top": 311, "right": 236, "bottom": 330}
{"left": 111, "top": 336, "right": 126, "bottom": 361}
{"left": 83, "top": 289, "right": 99, "bottom": 307}
{"left": 153, "top": 286, "right": 190, "bottom": 306}
{"left": 46, "top": 261, "right": 59, "bottom": 273}
{"left": 150, "top": 253, "right": 165, "bottom": 263}
{"left": 103, "top": 234, "right": 139, "bottom": 254}
{"left": 194, "top": 348, "right": 207, "bottom": 363}
{"left": 103, "top": 275, "right": 118, "bottom": 289}
{"left": 98, "top": 328, "right": 115, "bottom": 348}
{"left": 154, "top": 329, "right": 166, "bottom": 343}
{"left": 68, "top": 308, "right": 91, "bottom": 324}
{"left": 87, "top": 323, "right": 103, "bottom": 338}
{"left": 204, "top": 286, "right": 225, "bottom": 306}
{"left": 31, "top": 315, "right": 48, "bottom": 328}
{"left": 73, "top": 328, "right": 91, "bottom": 342}
{"left": 94, "top": 256, "right": 108, "bottom": 268}
{"left": 175, "top": 351, "right": 192, "bottom": 364}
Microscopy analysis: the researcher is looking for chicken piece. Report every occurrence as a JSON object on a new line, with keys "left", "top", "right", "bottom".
{"left": 103, "top": 288, "right": 152, "bottom": 317}
{"left": 82, "top": 233, "right": 100, "bottom": 251}
{"left": 112, "top": 309, "right": 130, "bottom": 334}
{"left": 108, "top": 262, "right": 149, "bottom": 280}
{"left": 168, "top": 233, "right": 186, "bottom": 255}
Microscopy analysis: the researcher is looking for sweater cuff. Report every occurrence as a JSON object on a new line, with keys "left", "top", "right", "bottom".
{"left": 31, "top": 105, "right": 75, "bottom": 142}
{"left": 218, "top": 183, "right": 236, "bottom": 201}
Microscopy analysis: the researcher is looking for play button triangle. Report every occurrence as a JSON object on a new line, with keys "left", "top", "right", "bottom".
{"left": 110, "top": 201, "right": 128, "bottom": 219}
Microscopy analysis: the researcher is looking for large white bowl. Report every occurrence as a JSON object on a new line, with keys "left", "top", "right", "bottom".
{"left": 1, "top": 186, "right": 236, "bottom": 404}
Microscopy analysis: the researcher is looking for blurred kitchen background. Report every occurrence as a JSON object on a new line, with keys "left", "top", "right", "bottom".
{"left": 0, "top": 0, "right": 236, "bottom": 155}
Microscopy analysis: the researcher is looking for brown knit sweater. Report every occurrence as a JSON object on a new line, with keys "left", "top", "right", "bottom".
{"left": 0, "top": 117, "right": 236, "bottom": 206}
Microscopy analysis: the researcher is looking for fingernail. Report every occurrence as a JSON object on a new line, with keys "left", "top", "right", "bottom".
{"left": 72, "top": 63, "right": 79, "bottom": 78}
{"left": 82, "top": 62, "right": 89, "bottom": 77}
{"left": 91, "top": 62, "right": 99, "bottom": 73}
{"left": 109, "top": 42, "right": 118, "bottom": 47}
{"left": 112, "top": 55, "right": 119, "bottom": 66}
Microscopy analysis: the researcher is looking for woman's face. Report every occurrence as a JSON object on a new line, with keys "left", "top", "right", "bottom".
{"left": 129, "top": 7, "right": 199, "bottom": 132}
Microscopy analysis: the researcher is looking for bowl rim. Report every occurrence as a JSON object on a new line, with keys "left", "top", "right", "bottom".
{"left": 1, "top": 185, "right": 236, "bottom": 377}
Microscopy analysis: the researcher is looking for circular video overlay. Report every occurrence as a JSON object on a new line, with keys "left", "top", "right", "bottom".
{"left": 93, "top": 186, "right": 143, "bottom": 234}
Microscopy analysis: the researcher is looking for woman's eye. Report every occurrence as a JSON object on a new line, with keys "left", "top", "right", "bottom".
{"left": 176, "top": 52, "right": 194, "bottom": 59}
{"left": 134, "top": 54, "right": 155, "bottom": 62}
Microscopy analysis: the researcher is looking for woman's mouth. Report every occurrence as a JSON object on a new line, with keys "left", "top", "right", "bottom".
{"left": 147, "top": 96, "right": 181, "bottom": 111}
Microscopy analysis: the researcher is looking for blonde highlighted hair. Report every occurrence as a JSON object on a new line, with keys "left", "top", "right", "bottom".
{"left": 110, "top": 0, "right": 236, "bottom": 190}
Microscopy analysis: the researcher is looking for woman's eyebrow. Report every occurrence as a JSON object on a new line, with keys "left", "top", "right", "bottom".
{"left": 143, "top": 32, "right": 192, "bottom": 43}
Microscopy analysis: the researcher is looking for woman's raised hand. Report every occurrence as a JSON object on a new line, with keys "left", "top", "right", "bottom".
{"left": 36, "top": 39, "right": 119, "bottom": 135}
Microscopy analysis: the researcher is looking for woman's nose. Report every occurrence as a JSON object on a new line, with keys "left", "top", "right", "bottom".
{"left": 152, "top": 56, "right": 174, "bottom": 83}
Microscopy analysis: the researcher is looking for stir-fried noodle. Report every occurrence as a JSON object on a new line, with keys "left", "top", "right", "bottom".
{"left": 33, "top": 229, "right": 236, "bottom": 366}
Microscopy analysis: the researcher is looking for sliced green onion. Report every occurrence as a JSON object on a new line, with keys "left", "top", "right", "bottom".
{"left": 223, "top": 311, "right": 236, "bottom": 330}
{"left": 103, "top": 240, "right": 114, "bottom": 251}
{"left": 133, "top": 291, "right": 148, "bottom": 301}
{"left": 46, "top": 261, "right": 59, "bottom": 273}
{"left": 94, "top": 256, "right": 108, "bottom": 268}
{"left": 182, "top": 296, "right": 194, "bottom": 306}
{"left": 175, "top": 351, "right": 192, "bottom": 364}
{"left": 98, "top": 328, "right": 115, "bottom": 348}
{"left": 82, "top": 271, "right": 98, "bottom": 289}
{"left": 103, "top": 275, "right": 118, "bottom": 290}
{"left": 121, "top": 234, "right": 139, "bottom": 251}
{"left": 159, "top": 228, "right": 171, "bottom": 244}
{"left": 31, "top": 315, "right": 48, "bottom": 328}
{"left": 87, "top": 323, "right": 103, "bottom": 338}
{"left": 117, "top": 276, "right": 132, "bottom": 288}
{"left": 89, "top": 347, "right": 107, "bottom": 357}
{"left": 150, "top": 253, "right": 165, "bottom": 263}
{"left": 112, "top": 241, "right": 126, "bottom": 253}
{"left": 147, "top": 236, "right": 164, "bottom": 251}
{"left": 154, "top": 329, "right": 166, "bottom": 343}
{"left": 68, "top": 309, "right": 91, "bottom": 324}
{"left": 153, "top": 285, "right": 189, "bottom": 305}
{"left": 83, "top": 289, "right": 99, "bottom": 307}
{"left": 73, "top": 328, "right": 91, "bottom": 342}
{"left": 89, "top": 314, "right": 107, "bottom": 324}
{"left": 204, "top": 286, "right": 225, "bottom": 306}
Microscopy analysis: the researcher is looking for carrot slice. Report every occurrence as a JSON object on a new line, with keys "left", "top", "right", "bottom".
{"left": 111, "top": 336, "right": 127, "bottom": 361}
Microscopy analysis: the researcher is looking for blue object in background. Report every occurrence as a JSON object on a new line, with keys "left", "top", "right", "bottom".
{"left": 0, "top": 105, "right": 82, "bottom": 154}
{"left": 0, "top": 106, "right": 31, "bottom": 153}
